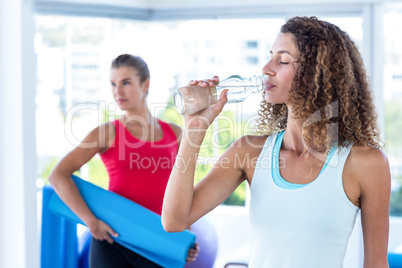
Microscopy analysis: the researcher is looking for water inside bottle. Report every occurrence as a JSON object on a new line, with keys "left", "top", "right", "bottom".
{"left": 175, "top": 85, "right": 218, "bottom": 115}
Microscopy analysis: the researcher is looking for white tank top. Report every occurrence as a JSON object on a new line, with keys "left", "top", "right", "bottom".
{"left": 249, "top": 132, "right": 359, "bottom": 268}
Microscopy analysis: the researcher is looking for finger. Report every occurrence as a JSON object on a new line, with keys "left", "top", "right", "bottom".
{"left": 211, "top": 76, "right": 220, "bottom": 86}
{"left": 187, "top": 249, "right": 197, "bottom": 256}
{"left": 187, "top": 252, "right": 198, "bottom": 260}
{"left": 91, "top": 231, "right": 104, "bottom": 241}
{"left": 186, "top": 254, "right": 198, "bottom": 262}
{"left": 108, "top": 228, "right": 119, "bottom": 238}
{"left": 189, "top": 79, "right": 209, "bottom": 87}
{"left": 204, "top": 79, "right": 216, "bottom": 87}
{"left": 208, "top": 81, "right": 216, "bottom": 87}
{"left": 190, "top": 244, "right": 200, "bottom": 252}
{"left": 204, "top": 77, "right": 219, "bottom": 87}
{"left": 218, "top": 89, "right": 229, "bottom": 103}
{"left": 92, "top": 234, "right": 101, "bottom": 240}
{"left": 186, "top": 244, "right": 200, "bottom": 263}
{"left": 186, "top": 257, "right": 196, "bottom": 263}
{"left": 105, "top": 235, "right": 114, "bottom": 244}
{"left": 198, "top": 80, "right": 210, "bottom": 87}
{"left": 211, "top": 89, "right": 228, "bottom": 115}
{"left": 188, "top": 80, "right": 198, "bottom": 86}
{"left": 188, "top": 244, "right": 200, "bottom": 256}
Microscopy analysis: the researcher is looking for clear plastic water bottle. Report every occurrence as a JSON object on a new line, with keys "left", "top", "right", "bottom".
{"left": 174, "top": 74, "right": 268, "bottom": 115}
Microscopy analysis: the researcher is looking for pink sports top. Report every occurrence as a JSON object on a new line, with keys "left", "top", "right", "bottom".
{"left": 100, "top": 119, "right": 178, "bottom": 215}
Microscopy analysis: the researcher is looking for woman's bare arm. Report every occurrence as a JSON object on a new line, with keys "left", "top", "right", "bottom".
{"left": 349, "top": 147, "right": 391, "bottom": 268}
{"left": 48, "top": 123, "right": 118, "bottom": 243}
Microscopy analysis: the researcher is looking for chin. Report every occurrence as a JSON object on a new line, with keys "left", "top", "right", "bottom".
{"left": 116, "top": 104, "right": 128, "bottom": 111}
{"left": 264, "top": 95, "right": 288, "bottom": 104}
{"left": 264, "top": 98, "right": 285, "bottom": 105}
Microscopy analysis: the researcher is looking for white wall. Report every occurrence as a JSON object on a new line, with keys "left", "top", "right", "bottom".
{"left": 0, "top": 0, "right": 39, "bottom": 268}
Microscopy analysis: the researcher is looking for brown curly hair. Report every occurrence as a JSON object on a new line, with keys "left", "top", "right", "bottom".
{"left": 257, "top": 16, "right": 382, "bottom": 150}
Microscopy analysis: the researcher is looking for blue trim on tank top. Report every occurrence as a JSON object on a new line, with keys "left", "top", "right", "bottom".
{"left": 272, "top": 131, "right": 336, "bottom": 189}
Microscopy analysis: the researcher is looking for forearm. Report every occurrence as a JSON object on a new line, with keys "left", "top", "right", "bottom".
{"left": 49, "top": 170, "right": 98, "bottom": 227}
{"left": 162, "top": 128, "right": 206, "bottom": 232}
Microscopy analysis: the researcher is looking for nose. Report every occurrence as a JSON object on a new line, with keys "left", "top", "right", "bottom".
{"left": 114, "top": 84, "right": 124, "bottom": 95}
{"left": 262, "top": 59, "right": 275, "bottom": 77}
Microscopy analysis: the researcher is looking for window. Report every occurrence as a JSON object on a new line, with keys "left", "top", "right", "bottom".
{"left": 384, "top": 4, "right": 402, "bottom": 217}
{"left": 245, "top": 40, "right": 258, "bottom": 48}
{"left": 244, "top": 56, "right": 259, "bottom": 65}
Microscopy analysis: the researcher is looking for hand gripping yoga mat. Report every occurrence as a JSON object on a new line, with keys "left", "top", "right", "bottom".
{"left": 49, "top": 175, "right": 195, "bottom": 268}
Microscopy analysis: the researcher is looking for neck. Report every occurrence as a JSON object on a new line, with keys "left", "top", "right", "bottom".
{"left": 284, "top": 108, "right": 328, "bottom": 162}
{"left": 283, "top": 120, "right": 305, "bottom": 155}
{"left": 123, "top": 106, "right": 154, "bottom": 127}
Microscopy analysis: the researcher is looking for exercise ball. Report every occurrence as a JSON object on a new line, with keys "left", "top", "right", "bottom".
{"left": 185, "top": 217, "right": 218, "bottom": 268}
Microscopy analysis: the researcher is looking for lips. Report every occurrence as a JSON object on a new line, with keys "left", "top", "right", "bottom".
{"left": 116, "top": 98, "right": 126, "bottom": 104}
{"left": 265, "top": 82, "right": 276, "bottom": 91}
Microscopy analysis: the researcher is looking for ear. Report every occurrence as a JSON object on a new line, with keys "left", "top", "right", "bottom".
{"left": 142, "top": 79, "right": 150, "bottom": 94}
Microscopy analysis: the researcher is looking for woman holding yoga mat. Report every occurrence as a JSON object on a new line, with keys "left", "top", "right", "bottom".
{"left": 49, "top": 54, "right": 199, "bottom": 268}
{"left": 162, "top": 16, "right": 391, "bottom": 267}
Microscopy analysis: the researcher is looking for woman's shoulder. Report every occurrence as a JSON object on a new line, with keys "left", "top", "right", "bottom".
{"left": 346, "top": 145, "right": 390, "bottom": 188}
{"left": 234, "top": 131, "right": 280, "bottom": 148}
{"left": 236, "top": 134, "right": 270, "bottom": 146}
{"left": 224, "top": 134, "right": 272, "bottom": 179}
{"left": 92, "top": 122, "right": 117, "bottom": 152}
{"left": 84, "top": 122, "right": 115, "bottom": 138}
{"left": 156, "top": 119, "right": 182, "bottom": 137}
{"left": 96, "top": 121, "right": 117, "bottom": 135}
{"left": 167, "top": 122, "right": 182, "bottom": 139}
{"left": 228, "top": 134, "right": 271, "bottom": 156}
{"left": 348, "top": 145, "right": 389, "bottom": 168}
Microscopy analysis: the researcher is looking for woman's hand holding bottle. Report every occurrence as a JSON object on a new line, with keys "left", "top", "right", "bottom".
{"left": 175, "top": 74, "right": 267, "bottom": 115}
{"left": 183, "top": 76, "right": 228, "bottom": 132}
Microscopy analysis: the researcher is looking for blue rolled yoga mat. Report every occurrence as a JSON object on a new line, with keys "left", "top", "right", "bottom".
{"left": 389, "top": 253, "right": 402, "bottom": 268}
{"left": 49, "top": 175, "right": 195, "bottom": 268}
{"left": 42, "top": 185, "right": 78, "bottom": 268}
